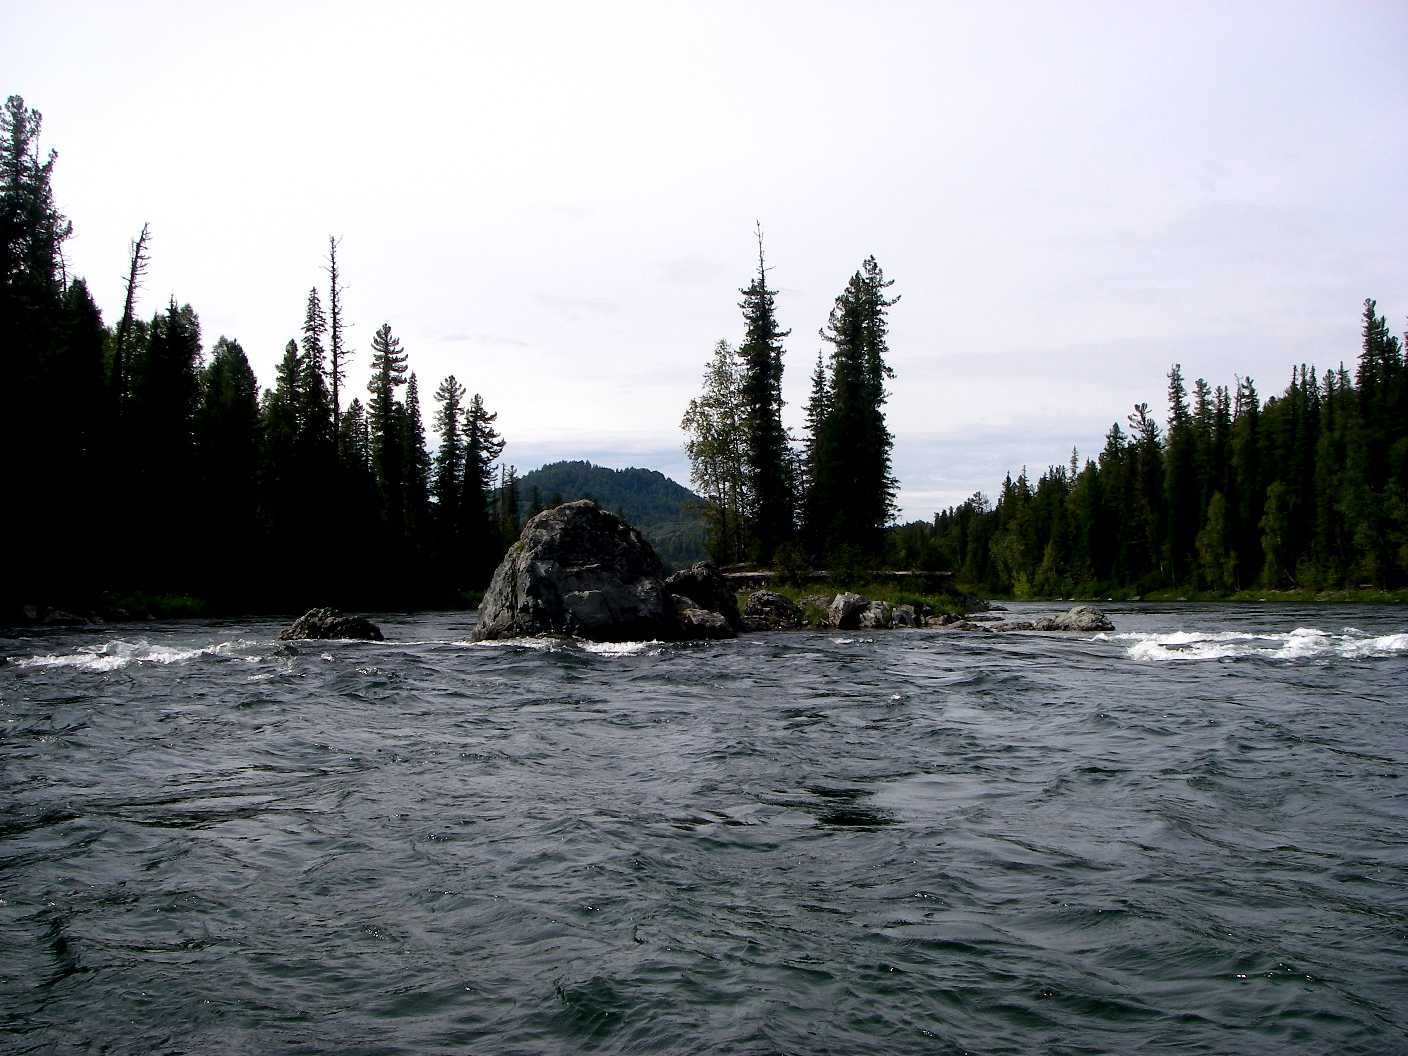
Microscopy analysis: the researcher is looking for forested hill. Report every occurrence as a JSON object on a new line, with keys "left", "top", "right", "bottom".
{"left": 517, "top": 461, "right": 708, "bottom": 569}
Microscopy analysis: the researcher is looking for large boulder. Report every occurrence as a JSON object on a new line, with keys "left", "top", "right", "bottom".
{"left": 742, "top": 590, "right": 804, "bottom": 631}
{"left": 666, "top": 562, "right": 743, "bottom": 631}
{"left": 472, "top": 501, "right": 680, "bottom": 642}
{"left": 280, "top": 607, "right": 384, "bottom": 641}
{"left": 828, "top": 592, "right": 870, "bottom": 630}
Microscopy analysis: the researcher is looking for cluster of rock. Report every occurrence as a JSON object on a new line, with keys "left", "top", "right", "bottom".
{"left": 469, "top": 500, "right": 1115, "bottom": 643}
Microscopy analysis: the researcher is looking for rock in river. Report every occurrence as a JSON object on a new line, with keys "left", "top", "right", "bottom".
{"left": 279, "top": 608, "right": 384, "bottom": 641}
{"left": 473, "top": 500, "right": 683, "bottom": 642}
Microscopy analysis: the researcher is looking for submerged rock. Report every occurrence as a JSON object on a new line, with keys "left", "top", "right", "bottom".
{"left": 473, "top": 501, "right": 681, "bottom": 642}
{"left": 666, "top": 562, "right": 743, "bottom": 632}
{"left": 279, "top": 607, "right": 384, "bottom": 641}
{"left": 742, "top": 590, "right": 803, "bottom": 631}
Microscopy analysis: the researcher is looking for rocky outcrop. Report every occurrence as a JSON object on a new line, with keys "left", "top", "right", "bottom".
{"left": 279, "top": 607, "right": 384, "bottom": 641}
{"left": 473, "top": 501, "right": 681, "bottom": 642}
{"left": 828, "top": 592, "right": 869, "bottom": 630}
{"left": 742, "top": 590, "right": 804, "bottom": 631}
{"left": 892, "top": 604, "right": 918, "bottom": 627}
{"left": 666, "top": 562, "right": 743, "bottom": 632}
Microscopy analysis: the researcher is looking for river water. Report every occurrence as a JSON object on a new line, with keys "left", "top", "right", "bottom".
{"left": 2, "top": 604, "right": 1405, "bottom": 1055}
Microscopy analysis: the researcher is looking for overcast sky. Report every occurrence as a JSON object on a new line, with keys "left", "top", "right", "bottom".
{"left": 6, "top": 1, "right": 1407, "bottom": 518}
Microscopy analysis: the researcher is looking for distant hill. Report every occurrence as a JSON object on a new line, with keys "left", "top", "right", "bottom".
{"left": 517, "top": 461, "right": 709, "bottom": 569}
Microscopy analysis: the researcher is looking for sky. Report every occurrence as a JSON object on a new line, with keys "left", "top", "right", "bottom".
{"left": 5, "top": 0, "right": 1407, "bottom": 520}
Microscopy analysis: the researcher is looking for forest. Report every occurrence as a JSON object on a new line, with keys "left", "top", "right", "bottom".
{"left": 2, "top": 95, "right": 523, "bottom": 616}
{"left": 894, "top": 316, "right": 1408, "bottom": 597}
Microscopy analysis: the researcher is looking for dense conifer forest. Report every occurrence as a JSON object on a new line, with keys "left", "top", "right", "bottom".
{"left": 2, "top": 95, "right": 520, "bottom": 615}
{"left": 893, "top": 320, "right": 1408, "bottom": 596}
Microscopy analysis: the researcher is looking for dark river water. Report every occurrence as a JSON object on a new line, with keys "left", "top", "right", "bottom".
{"left": 3, "top": 604, "right": 1406, "bottom": 1055}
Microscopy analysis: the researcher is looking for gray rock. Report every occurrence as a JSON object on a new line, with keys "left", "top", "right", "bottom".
{"left": 828, "top": 592, "right": 870, "bottom": 630}
{"left": 990, "top": 606, "right": 1114, "bottom": 633}
{"left": 666, "top": 562, "right": 743, "bottom": 631}
{"left": 892, "top": 604, "right": 918, "bottom": 627}
{"left": 1048, "top": 605, "right": 1115, "bottom": 632}
{"left": 279, "top": 607, "right": 384, "bottom": 641}
{"left": 672, "top": 597, "right": 736, "bottom": 640}
{"left": 858, "top": 600, "right": 892, "bottom": 629}
{"left": 742, "top": 590, "right": 804, "bottom": 631}
{"left": 473, "top": 501, "right": 680, "bottom": 642}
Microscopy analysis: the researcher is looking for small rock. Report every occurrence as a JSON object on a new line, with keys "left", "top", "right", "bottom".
{"left": 279, "top": 607, "right": 384, "bottom": 641}
{"left": 892, "top": 604, "right": 918, "bottom": 628}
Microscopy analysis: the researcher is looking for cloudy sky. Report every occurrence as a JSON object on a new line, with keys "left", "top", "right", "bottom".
{"left": 7, "top": 1, "right": 1407, "bottom": 518}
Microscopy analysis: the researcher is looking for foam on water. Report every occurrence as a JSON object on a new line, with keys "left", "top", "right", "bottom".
{"left": 580, "top": 639, "right": 663, "bottom": 657}
{"left": 13, "top": 638, "right": 258, "bottom": 672}
{"left": 1099, "top": 626, "right": 1408, "bottom": 662}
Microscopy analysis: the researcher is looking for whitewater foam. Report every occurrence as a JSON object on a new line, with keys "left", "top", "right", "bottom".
{"left": 14, "top": 638, "right": 259, "bottom": 672}
{"left": 1098, "top": 627, "right": 1408, "bottom": 662}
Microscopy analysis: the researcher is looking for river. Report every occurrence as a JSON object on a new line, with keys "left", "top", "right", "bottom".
{"left": 2, "top": 604, "right": 1405, "bottom": 1054}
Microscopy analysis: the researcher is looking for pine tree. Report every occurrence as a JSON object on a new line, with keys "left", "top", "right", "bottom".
{"left": 298, "top": 287, "right": 335, "bottom": 472}
{"left": 815, "top": 256, "right": 899, "bottom": 559}
{"left": 735, "top": 225, "right": 793, "bottom": 563}
{"left": 402, "top": 372, "right": 431, "bottom": 543}
{"left": 367, "top": 322, "right": 409, "bottom": 533}
{"left": 461, "top": 393, "right": 505, "bottom": 586}
{"left": 196, "top": 337, "right": 260, "bottom": 598}
{"left": 432, "top": 374, "right": 467, "bottom": 524}
{"left": 325, "top": 236, "right": 348, "bottom": 460}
